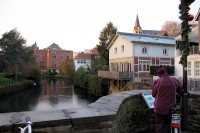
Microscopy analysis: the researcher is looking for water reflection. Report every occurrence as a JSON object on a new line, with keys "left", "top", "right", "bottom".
{"left": 0, "top": 78, "right": 98, "bottom": 113}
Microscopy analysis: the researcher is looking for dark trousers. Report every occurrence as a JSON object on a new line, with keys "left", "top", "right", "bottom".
{"left": 155, "top": 114, "right": 171, "bottom": 133}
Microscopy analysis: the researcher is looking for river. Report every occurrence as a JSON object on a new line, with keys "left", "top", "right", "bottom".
{"left": 0, "top": 78, "right": 99, "bottom": 113}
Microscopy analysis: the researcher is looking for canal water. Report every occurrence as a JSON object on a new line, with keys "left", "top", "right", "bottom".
{"left": 0, "top": 78, "right": 99, "bottom": 113}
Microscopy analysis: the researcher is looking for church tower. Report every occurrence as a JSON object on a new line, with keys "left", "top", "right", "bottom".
{"left": 133, "top": 14, "right": 142, "bottom": 34}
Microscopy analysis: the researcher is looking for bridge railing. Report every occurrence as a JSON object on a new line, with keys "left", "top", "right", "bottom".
{"left": 98, "top": 71, "right": 133, "bottom": 79}
{"left": 178, "top": 78, "right": 200, "bottom": 92}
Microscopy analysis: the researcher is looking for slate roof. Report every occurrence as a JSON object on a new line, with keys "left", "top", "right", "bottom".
{"left": 141, "top": 30, "right": 161, "bottom": 35}
{"left": 47, "top": 43, "right": 62, "bottom": 50}
{"left": 117, "top": 32, "right": 175, "bottom": 45}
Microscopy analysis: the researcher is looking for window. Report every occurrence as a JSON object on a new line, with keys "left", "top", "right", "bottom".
{"left": 114, "top": 47, "right": 117, "bottom": 54}
{"left": 195, "top": 61, "right": 200, "bottom": 77}
{"left": 163, "top": 48, "right": 168, "bottom": 55}
{"left": 40, "top": 55, "right": 44, "bottom": 58}
{"left": 52, "top": 61, "right": 56, "bottom": 68}
{"left": 142, "top": 47, "right": 147, "bottom": 54}
{"left": 84, "top": 60, "right": 86, "bottom": 63}
{"left": 60, "top": 56, "right": 63, "bottom": 59}
{"left": 53, "top": 48, "right": 57, "bottom": 53}
{"left": 121, "top": 45, "right": 124, "bottom": 52}
{"left": 139, "top": 61, "right": 151, "bottom": 72}
{"left": 77, "top": 60, "right": 80, "bottom": 63}
{"left": 40, "top": 61, "right": 44, "bottom": 68}
{"left": 160, "top": 60, "right": 171, "bottom": 66}
{"left": 52, "top": 56, "right": 56, "bottom": 59}
{"left": 188, "top": 62, "right": 191, "bottom": 76}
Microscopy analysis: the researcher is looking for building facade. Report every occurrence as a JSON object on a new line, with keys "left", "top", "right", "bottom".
{"left": 175, "top": 8, "right": 200, "bottom": 79}
{"left": 31, "top": 43, "right": 73, "bottom": 72}
{"left": 98, "top": 15, "right": 175, "bottom": 89}
{"left": 108, "top": 32, "right": 175, "bottom": 83}
{"left": 74, "top": 48, "right": 98, "bottom": 71}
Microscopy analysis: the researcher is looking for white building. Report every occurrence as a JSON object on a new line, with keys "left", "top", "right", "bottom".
{"left": 175, "top": 8, "right": 200, "bottom": 80}
{"left": 74, "top": 48, "right": 98, "bottom": 71}
{"left": 107, "top": 32, "right": 175, "bottom": 83}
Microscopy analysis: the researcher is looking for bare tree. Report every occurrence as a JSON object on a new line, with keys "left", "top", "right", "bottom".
{"left": 161, "top": 21, "right": 181, "bottom": 35}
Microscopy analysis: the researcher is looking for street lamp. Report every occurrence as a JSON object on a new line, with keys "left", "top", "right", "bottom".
{"left": 178, "top": 0, "right": 195, "bottom": 132}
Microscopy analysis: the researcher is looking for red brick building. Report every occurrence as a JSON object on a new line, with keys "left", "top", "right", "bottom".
{"left": 31, "top": 42, "right": 73, "bottom": 72}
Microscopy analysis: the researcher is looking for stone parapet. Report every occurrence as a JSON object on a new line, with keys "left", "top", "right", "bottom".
{"left": 0, "top": 90, "right": 151, "bottom": 132}
{"left": 0, "top": 90, "right": 199, "bottom": 133}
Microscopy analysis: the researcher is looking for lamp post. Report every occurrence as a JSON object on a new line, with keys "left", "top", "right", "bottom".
{"left": 179, "top": 0, "right": 195, "bottom": 132}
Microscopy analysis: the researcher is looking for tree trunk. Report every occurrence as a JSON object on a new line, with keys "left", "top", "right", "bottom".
{"left": 15, "top": 64, "right": 19, "bottom": 81}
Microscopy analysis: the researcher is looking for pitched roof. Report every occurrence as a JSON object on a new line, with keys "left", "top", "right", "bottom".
{"left": 175, "top": 27, "right": 198, "bottom": 43}
{"left": 90, "top": 47, "right": 99, "bottom": 55}
{"left": 108, "top": 32, "right": 175, "bottom": 49}
{"left": 47, "top": 43, "right": 62, "bottom": 50}
{"left": 75, "top": 53, "right": 92, "bottom": 60}
{"left": 141, "top": 30, "right": 161, "bottom": 35}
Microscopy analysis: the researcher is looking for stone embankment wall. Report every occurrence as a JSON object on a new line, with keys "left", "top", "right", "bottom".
{"left": 0, "top": 90, "right": 199, "bottom": 133}
{"left": 188, "top": 92, "right": 200, "bottom": 133}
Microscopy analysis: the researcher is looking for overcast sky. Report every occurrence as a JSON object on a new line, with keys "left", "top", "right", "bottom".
{"left": 0, "top": 0, "right": 199, "bottom": 52}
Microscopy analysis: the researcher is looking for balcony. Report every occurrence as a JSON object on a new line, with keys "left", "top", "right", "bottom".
{"left": 189, "top": 46, "right": 200, "bottom": 55}
{"left": 98, "top": 71, "right": 133, "bottom": 80}
{"left": 176, "top": 46, "right": 200, "bottom": 56}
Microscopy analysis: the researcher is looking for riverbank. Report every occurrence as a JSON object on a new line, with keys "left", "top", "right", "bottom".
{"left": 0, "top": 80, "right": 35, "bottom": 97}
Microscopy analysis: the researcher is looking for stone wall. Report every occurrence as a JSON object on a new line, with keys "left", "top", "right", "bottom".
{"left": 0, "top": 90, "right": 199, "bottom": 133}
{"left": 187, "top": 93, "right": 200, "bottom": 133}
{"left": 112, "top": 94, "right": 151, "bottom": 133}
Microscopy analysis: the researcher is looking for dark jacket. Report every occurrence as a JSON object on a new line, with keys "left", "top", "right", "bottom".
{"left": 152, "top": 67, "right": 184, "bottom": 115}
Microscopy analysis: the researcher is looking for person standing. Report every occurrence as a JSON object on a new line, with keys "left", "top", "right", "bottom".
{"left": 152, "top": 67, "right": 184, "bottom": 133}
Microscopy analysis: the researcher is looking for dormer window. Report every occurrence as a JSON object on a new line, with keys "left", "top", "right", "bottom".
{"left": 142, "top": 47, "right": 147, "bottom": 54}
{"left": 163, "top": 48, "right": 168, "bottom": 55}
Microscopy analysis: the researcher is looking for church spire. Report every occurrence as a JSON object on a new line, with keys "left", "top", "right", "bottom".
{"left": 133, "top": 14, "right": 142, "bottom": 34}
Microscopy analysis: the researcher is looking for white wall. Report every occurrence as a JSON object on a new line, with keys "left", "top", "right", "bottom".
{"left": 175, "top": 56, "right": 182, "bottom": 78}
{"left": 74, "top": 59, "right": 91, "bottom": 71}
{"left": 175, "top": 54, "right": 200, "bottom": 79}
{"left": 109, "top": 36, "right": 133, "bottom": 60}
{"left": 134, "top": 43, "right": 175, "bottom": 58}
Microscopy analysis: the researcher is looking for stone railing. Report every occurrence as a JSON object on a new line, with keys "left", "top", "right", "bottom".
{"left": 0, "top": 90, "right": 199, "bottom": 133}
{"left": 98, "top": 71, "right": 133, "bottom": 80}
{"left": 178, "top": 78, "right": 200, "bottom": 92}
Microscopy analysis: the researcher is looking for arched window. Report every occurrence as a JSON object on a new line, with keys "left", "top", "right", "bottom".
{"left": 142, "top": 47, "right": 147, "bottom": 54}
{"left": 163, "top": 48, "right": 168, "bottom": 55}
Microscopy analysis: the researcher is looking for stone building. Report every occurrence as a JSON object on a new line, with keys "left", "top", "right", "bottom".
{"left": 31, "top": 42, "right": 73, "bottom": 73}
{"left": 175, "top": 8, "right": 200, "bottom": 81}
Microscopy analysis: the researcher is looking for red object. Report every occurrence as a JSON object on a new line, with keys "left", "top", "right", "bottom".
{"left": 188, "top": 14, "right": 194, "bottom": 21}
{"left": 152, "top": 67, "right": 184, "bottom": 115}
{"left": 171, "top": 123, "right": 181, "bottom": 128}
{"left": 185, "top": 0, "right": 195, "bottom": 4}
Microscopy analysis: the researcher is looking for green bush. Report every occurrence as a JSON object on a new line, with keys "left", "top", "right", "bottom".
{"left": 73, "top": 67, "right": 109, "bottom": 97}
{"left": 112, "top": 94, "right": 149, "bottom": 133}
